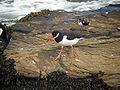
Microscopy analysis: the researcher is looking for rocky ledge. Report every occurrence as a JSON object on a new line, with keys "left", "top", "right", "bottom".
{"left": 4, "top": 10, "right": 120, "bottom": 87}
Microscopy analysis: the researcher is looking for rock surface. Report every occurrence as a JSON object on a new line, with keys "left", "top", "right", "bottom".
{"left": 4, "top": 10, "right": 120, "bottom": 87}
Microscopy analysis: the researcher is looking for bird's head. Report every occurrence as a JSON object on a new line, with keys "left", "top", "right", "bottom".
{"left": 47, "top": 31, "right": 60, "bottom": 42}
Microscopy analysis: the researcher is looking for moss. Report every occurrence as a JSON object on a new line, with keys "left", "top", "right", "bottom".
{"left": 16, "top": 9, "right": 52, "bottom": 22}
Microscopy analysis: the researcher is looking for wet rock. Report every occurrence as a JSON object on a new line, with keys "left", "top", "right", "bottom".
{"left": 4, "top": 10, "right": 120, "bottom": 87}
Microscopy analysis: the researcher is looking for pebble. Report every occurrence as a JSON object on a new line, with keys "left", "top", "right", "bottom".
{"left": 20, "top": 48, "right": 24, "bottom": 50}
{"left": 32, "top": 60, "right": 36, "bottom": 64}
{"left": 75, "top": 59, "right": 80, "bottom": 62}
{"left": 105, "top": 12, "right": 109, "bottom": 14}
{"left": 28, "top": 24, "right": 31, "bottom": 27}
{"left": 111, "top": 54, "right": 114, "bottom": 56}
{"left": 62, "top": 54, "right": 66, "bottom": 57}
{"left": 65, "top": 71, "right": 68, "bottom": 73}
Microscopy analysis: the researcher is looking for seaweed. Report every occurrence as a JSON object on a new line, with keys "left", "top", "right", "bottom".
{"left": 0, "top": 54, "right": 113, "bottom": 89}
{"left": 16, "top": 9, "right": 52, "bottom": 22}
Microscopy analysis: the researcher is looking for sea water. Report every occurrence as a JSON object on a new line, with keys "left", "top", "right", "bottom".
{"left": 0, "top": 0, "right": 120, "bottom": 25}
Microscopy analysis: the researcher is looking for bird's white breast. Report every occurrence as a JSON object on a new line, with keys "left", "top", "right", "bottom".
{"left": 78, "top": 21, "right": 83, "bottom": 26}
{"left": 59, "top": 35, "right": 83, "bottom": 46}
{"left": 0, "top": 28, "right": 3, "bottom": 36}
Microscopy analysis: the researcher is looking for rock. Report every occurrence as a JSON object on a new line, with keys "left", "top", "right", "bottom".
{"left": 16, "top": 9, "right": 52, "bottom": 22}
{"left": 4, "top": 10, "right": 120, "bottom": 87}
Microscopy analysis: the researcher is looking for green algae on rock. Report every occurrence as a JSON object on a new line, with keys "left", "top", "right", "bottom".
{"left": 16, "top": 9, "right": 52, "bottom": 22}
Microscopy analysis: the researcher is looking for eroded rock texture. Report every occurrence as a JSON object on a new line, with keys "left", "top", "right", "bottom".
{"left": 4, "top": 11, "right": 120, "bottom": 87}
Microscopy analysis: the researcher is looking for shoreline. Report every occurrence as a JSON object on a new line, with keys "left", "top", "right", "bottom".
{"left": 1, "top": 4, "right": 120, "bottom": 26}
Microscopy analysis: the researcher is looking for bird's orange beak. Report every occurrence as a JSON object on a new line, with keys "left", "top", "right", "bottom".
{"left": 47, "top": 35, "right": 53, "bottom": 42}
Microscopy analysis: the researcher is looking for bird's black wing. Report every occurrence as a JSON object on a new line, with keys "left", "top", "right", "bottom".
{"left": 60, "top": 30, "right": 83, "bottom": 40}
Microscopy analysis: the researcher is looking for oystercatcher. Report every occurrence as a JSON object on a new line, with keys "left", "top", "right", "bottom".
{"left": 0, "top": 23, "right": 11, "bottom": 42}
{"left": 78, "top": 17, "right": 90, "bottom": 32}
{"left": 47, "top": 30, "right": 84, "bottom": 60}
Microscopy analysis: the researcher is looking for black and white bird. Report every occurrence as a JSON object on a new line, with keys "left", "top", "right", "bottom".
{"left": 78, "top": 17, "right": 90, "bottom": 32}
{"left": 47, "top": 30, "right": 84, "bottom": 60}
{"left": 0, "top": 23, "right": 11, "bottom": 42}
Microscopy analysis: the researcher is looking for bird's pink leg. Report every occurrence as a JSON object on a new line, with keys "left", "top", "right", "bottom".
{"left": 80, "top": 27, "right": 83, "bottom": 30}
{"left": 71, "top": 46, "right": 74, "bottom": 57}
{"left": 86, "top": 28, "right": 89, "bottom": 32}
{"left": 56, "top": 47, "right": 63, "bottom": 60}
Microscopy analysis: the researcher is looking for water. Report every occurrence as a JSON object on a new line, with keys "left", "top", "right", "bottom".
{"left": 0, "top": 0, "right": 120, "bottom": 25}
